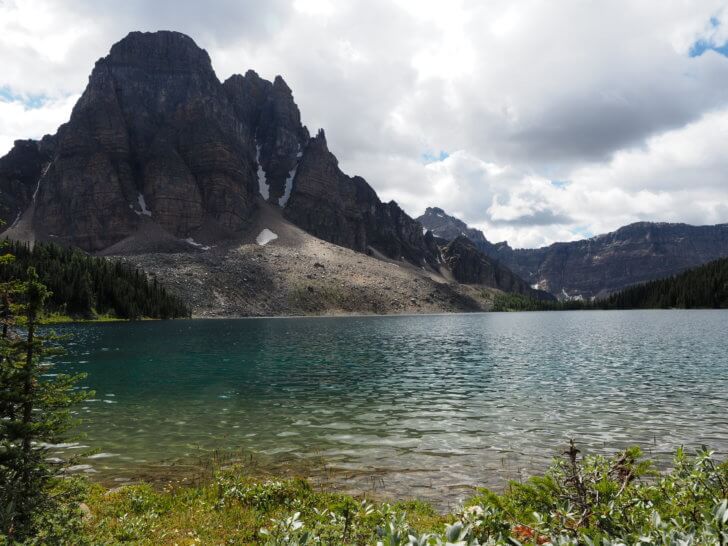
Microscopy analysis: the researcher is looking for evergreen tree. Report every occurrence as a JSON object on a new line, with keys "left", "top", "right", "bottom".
{"left": 598, "top": 258, "right": 728, "bottom": 310}
{"left": 0, "top": 266, "right": 91, "bottom": 541}
{"left": 0, "top": 239, "right": 190, "bottom": 320}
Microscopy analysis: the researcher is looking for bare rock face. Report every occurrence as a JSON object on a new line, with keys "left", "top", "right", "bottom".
{"left": 499, "top": 222, "right": 728, "bottom": 298}
{"left": 419, "top": 208, "right": 728, "bottom": 299}
{"left": 284, "top": 130, "right": 439, "bottom": 265}
{"left": 0, "top": 137, "right": 54, "bottom": 227}
{"left": 31, "top": 31, "right": 258, "bottom": 250}
{"left": 225, "top": 73, "right": 309, "bottom": 205}
{"left": 418, "top": 207, "right": 493, "bottom": 249}
{"left": 441, "top": 236, "right": 553, "bottom": 300}
{"left": 2, "top": 30, "right": 437, "bottom": 268}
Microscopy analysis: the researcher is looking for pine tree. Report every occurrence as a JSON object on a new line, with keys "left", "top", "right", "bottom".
{"left": 0, "top": 239, "right": 190, "bottom": 320}
{"left": 0, "top": 266, "right": 91, "bottom": 541}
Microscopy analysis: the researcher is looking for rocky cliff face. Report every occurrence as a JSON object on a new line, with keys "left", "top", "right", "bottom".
{"left": 419, "top": 208, "right": 728, "bottom": 299}
{"left": 284, "top": 130, "right": 439, "bottom": 265}
{"left": 223, "top": 71, "right": 310, "bottom": 205}
{"left": 503, "top": 222, "right": 728, "bottom": 299}
{"left": 28, "top": 31, "right": 258, "bottom": 250}
{"left": 441, "top": 236, "right": 552, "bottom": 300}
{"left": 2, "top": 30, "right": 438, "bottom": 267}
{"left": 0, "top": 136, "right": 55, "bottom": 227}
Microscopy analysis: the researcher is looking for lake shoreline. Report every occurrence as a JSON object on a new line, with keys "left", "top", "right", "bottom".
{"left": 73, "top": 444, "right": 728, "bottom": 544}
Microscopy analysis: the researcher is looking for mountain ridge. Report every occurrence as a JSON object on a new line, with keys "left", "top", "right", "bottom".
{"left": 417, "top": 207, "right": 728, "bottom": 298}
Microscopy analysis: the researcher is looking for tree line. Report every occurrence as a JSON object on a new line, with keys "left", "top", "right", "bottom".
{"left": 0, "top": 240, "right": 190, "bottom": 319}
{"left": 493, "top": 257, "right": 728, "bottom": 311}
{"left": 599, "top": 257, "right": 728, "bottom": 309}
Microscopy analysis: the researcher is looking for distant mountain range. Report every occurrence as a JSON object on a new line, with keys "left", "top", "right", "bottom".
{"left": 418, "top": 207, "right": 728, "bottom": 299}
{"left": 1, "top": 30, "right": 726, "bottom": 312}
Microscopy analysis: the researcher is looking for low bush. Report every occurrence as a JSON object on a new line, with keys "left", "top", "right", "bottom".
{"left": 11, "top": 444, "right": 727, "bottom": 545}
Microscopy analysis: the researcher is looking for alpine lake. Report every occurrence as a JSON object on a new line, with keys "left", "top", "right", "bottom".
{"left": 49, "top": 310, "right": 728, "bottom": 509}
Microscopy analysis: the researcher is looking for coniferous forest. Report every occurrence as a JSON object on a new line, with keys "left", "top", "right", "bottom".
{"left": 0, "top": 240, "right": 190, "bottom": 319}
{"left": 599, "top": 257, "right": 728, "bottom": 309}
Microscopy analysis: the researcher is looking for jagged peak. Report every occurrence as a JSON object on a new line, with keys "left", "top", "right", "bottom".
{"left": 273, "top": 75, "right": 292, "bottom": 94}
{"left": 313, "top": 128, "right": 328, "bottom": 147}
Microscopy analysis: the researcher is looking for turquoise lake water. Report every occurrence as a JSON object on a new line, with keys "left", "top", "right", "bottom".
{"left": 51, "top": 310, "right": 728, "bottom": 507}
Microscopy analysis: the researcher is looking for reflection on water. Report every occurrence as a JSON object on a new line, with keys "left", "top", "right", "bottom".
{"left": 51, "top": 310, "right": 728, "bottom": 508}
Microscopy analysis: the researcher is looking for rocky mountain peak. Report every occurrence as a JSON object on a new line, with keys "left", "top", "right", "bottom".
{"left": 2, "top": 30, "right": 441, "bottom": 269}
{"left": 272, "top": 74, "right": 292, "bottom": 93}
{"left": 313, "top": 128, "right": 328, "bottom": 146}
{"left": 417, "top": 207, "right": 491, "bottom": 247}
{"left": 105, "top": 30, "right": 214, "bottom": 73}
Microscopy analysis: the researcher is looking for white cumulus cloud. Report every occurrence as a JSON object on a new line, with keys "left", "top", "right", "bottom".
{"left": 1, "top": 0, "right": 727, "bottom": 247}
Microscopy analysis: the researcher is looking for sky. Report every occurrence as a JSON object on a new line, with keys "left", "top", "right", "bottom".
{"left": 1, "top": 0, "right": 728, "bottom": 248}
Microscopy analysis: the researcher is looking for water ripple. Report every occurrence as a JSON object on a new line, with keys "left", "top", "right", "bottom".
{"left": 53, "top": 310, "right": 728, "bottom": 506}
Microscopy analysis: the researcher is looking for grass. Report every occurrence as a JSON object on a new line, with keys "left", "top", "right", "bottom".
{"left": 79, "top": 477, "right": 447, "bottom": 545}
{"left": 37, "top": 312, "right": 130, "bottom": 325}
{"left": 37, "top": 444, "right": 728, "bottom": 545}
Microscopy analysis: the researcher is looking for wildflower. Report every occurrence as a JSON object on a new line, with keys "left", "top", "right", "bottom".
{"left": 465, "top": 505, "right": 484, "bottom": 517}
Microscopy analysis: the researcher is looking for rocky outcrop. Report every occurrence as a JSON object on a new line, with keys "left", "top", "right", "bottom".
{"left": 29, "top": 31, "right": 260, "bottom": 251}
{"left": 419, "top": 208, "right": 728, "bottom": 299}
{"left": 441, "top": 236, "right": 552, "bottom": 300}
{"left": 0, "top": 136, "right": 54, "bottom": 227}
{"left": 418, "top": 207, "right": 495, "bottom": 250}
{"left": 284, "top": 130, "right": 439, "bottom": 265}
{"left": 223, "top": 71, "right": 309, "bottom": 205}
{"left": 224, "top": 70, "right": 309, "bottom": 206}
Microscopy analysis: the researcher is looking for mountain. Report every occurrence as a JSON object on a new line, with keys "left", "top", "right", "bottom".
{"left": 0, "top": 30, "right": 540, "bottom": 315}
{"left": 418, "top": 207, "right": 496, "bottom": 251}
{"left": 418, "top": 208, "right": 728, "bottom": 299}
{"left": 440, "top": 236, "right": 552, "bottom": 300}
{"left": 1, "top": 30, "right": 436, "bottom": 267}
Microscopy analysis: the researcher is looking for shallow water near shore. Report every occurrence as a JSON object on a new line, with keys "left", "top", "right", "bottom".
{"left": 51, "top": 310, "right": 728, "bottom": 509}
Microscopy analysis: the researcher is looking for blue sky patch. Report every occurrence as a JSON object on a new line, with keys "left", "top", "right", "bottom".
{"left": 0, "top": 86, "right": 49, "bottom": 109}
{"left": 689, "top": 40, "right": 728, "bottom": 57}
{"left": 689, "top": 16, "right": 728, "bottom": 57}
{"left": 574, "top": 226, "right": 594, "bottom": 239}
{"left": 550, "top": 180, "right": 569, "bottom": 189}
{"left": 421, "top": 150, "right": 449, "bottom": 164}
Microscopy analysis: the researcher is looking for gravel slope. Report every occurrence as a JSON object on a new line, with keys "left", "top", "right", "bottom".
{"left": 111, "top": 204, "right": 497, "bottom": 317}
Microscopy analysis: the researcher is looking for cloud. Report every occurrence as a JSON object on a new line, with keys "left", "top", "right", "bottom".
{"left": 0, "top": 93, "right": 79, "bottom": 154}
{"left": 1, "top": 0, "right": 727, "bottom": 248}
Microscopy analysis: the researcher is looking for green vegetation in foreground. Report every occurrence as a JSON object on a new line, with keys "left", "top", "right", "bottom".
{"left": 7, "top": 444, "right": 725, "bottom": 545}
{"left": 0, "top": 240, "right": 190, "bottom": 320}
{"left": 493, "top": 257, "right": 728, "bottom": 311}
